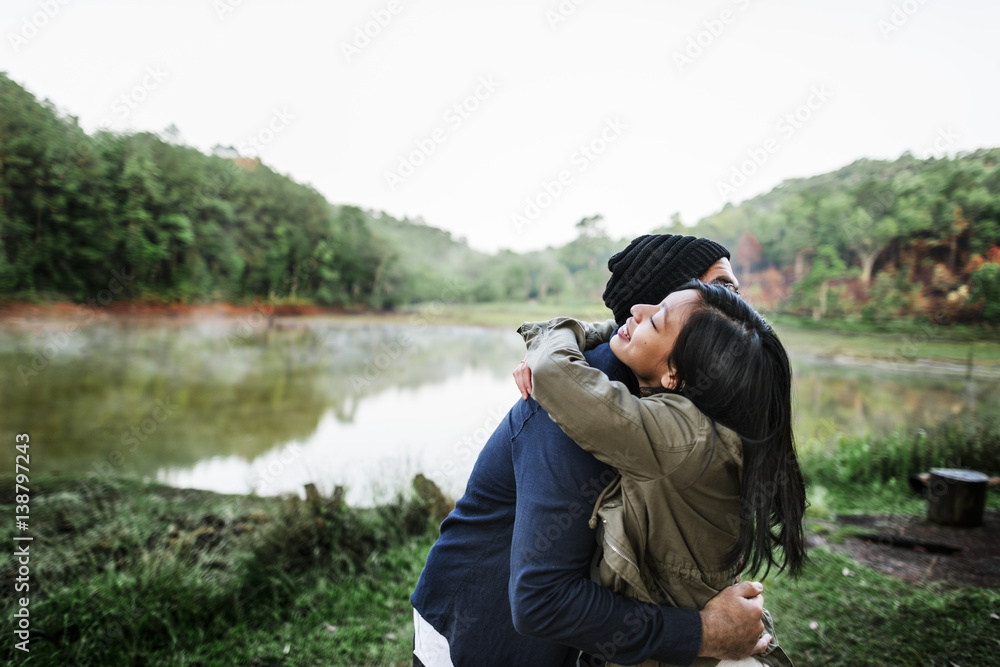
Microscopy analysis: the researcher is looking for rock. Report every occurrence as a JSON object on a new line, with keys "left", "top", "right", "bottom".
{"left": 413, "top": 474, "right": 455, "bottom": 524}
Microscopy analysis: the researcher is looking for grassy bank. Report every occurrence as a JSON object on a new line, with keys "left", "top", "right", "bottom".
{"left": 0, "top": 477, "right": 436, "bottom": 666}
{"left": 3, "top": 413, "right": 999, "bottom": 666}
{"left": 799, "top": 412, "right": 1000, "bottom": 508}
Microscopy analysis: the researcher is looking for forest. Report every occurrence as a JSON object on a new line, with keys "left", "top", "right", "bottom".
{"left": 2, "top": 72, "right": 998, "bottom": 323}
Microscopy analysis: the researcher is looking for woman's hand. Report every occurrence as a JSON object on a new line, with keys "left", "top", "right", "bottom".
{"left": 513, "top": 358, "right": 532, "bottom": 400}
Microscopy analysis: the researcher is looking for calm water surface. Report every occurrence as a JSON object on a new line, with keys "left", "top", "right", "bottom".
{"left": 2, "top": 315, "right": 997, "bottom": 505}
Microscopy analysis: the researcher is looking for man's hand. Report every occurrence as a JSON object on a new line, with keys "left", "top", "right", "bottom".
{"left": 513, "top": 358, "right": 532, "bottom": 400}
{"left": 697, "top": 581, "right": 771, "bottom": 660}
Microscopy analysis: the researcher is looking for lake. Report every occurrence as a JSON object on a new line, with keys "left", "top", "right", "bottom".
{"left": 2, "top": 312, "right": 998, "bottom": 506}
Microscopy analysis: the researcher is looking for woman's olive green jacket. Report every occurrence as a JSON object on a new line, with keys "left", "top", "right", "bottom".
{"left": 519, "top": 317, "right": 791, "bottom": 667}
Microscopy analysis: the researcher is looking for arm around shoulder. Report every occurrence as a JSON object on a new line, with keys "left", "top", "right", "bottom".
{"left": 522, "top": 323, "right": 705, "bottom": 480}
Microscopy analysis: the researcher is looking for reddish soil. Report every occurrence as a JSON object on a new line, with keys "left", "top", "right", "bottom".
{"left": 0, "top": 300, "right": 381, "bottom": 331}
{"left": 811, "top": 510, "right": 1000, "bottom": 589}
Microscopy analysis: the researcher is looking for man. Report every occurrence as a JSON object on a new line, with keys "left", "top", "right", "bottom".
{"left": 412, "top": 236, "right": 766, "bottom": 666}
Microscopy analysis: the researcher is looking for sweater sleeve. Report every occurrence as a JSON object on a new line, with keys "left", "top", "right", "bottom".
{"left": 584, "top": 318, "right": 619, "bottom": 348}
{"left": 518, "top": 318, "right": 709, "bottom": 482}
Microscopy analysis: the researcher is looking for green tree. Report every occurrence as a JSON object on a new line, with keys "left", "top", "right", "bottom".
{"left": 793, "top": 245, "right": 853, "bottom": 320}
{"left": 971, "top": 262, "right": 1000, "bottom": 323}
{"left": 841, "top": 180, "right": 898, "bottom": 288}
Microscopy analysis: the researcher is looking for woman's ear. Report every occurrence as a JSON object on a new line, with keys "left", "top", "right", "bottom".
{"left": 660, "top": 368, "right": 680, "bottom": 391}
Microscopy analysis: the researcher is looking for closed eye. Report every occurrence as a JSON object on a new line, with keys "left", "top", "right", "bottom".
{"left": 653, "top": 303, "right": 667, "bottom": 331}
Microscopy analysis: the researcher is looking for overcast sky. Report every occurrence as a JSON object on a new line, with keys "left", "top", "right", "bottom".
{"left": 2, "top": 0, "right": 998, "bottom": 253}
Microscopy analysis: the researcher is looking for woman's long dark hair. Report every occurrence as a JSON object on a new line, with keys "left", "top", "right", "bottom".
{"left": 667, "top": 280, "right": 806, "bottom": 577}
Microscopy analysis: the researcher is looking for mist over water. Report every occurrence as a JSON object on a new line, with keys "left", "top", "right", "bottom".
{"left": 2, "top": 317, "right": 997, "bottom": 505}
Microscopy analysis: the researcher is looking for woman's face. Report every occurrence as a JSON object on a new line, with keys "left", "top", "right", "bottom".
{"left": 609, "top": 289, "right": 701, "bottom": 387}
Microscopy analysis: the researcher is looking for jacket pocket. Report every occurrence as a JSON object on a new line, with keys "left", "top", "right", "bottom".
{"left": 595, "top": 500, "right": 667, "bottom": 605}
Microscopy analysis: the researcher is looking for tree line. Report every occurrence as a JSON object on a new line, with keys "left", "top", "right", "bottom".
{"left": 1, "top": 72, "right": 998, "bottom": 322}
{"left": 0, "top": 73, "right": 621, "bottom": 310}
{"left": 659, "top": 150, "right": 1000, "bottom": 322}
{"left": 0, "top": 73, "right": 396, "bottom": 307}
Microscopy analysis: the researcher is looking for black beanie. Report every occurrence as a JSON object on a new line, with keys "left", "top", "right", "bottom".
{"left": 602, "top": 234, "right": 731, "bottom": 324}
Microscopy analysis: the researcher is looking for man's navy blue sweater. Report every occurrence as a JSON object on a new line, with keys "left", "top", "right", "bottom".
{"left": 411, "top": 343, "right": 702, "bottom": 666}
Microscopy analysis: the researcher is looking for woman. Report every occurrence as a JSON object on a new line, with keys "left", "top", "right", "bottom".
{"left": 515, "top": 280, "right": 806, "bottom": 667}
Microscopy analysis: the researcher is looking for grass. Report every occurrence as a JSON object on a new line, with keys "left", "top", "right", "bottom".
{"left": 763, "top": 549, "right": 1000, "bottom": 667}
{"left": 796, "top": 411, "right": 1000, "bottom": 524}
{"left": 764, "top": 312, "right": 997, "bottom": 340}
{"left": 774, "top": 326, "right": 1000, "bottom": 368}
{"left": 4, "top": 302, "right": 999, "bottom": 665}
{"left": 770, "top": 413, "right": 1000, "bottom": 665}
{"left": 0, "top": 476, "right": 435, "bottom": 666}
{"left": 170, "top": 537, "right": 434, "bottom": 666}
{"left": 798, "top": 412, "right": 1000, "bottom": 493}
{"left": 4, "top": 410, "right": 1000, "bottom": 666}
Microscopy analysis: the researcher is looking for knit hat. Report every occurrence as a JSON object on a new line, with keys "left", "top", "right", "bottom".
{"left": 602, "top": 234, "right": 731, "bottom": 324}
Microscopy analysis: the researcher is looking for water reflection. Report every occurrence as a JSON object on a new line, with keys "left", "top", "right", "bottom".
{"left": 789, "top": 350, "right": 993, "bottom": 444}
{"left": 157, "top": 368, "right": 519, "bottom": 506}
{"left": 1, "top": 317, "right": 997, "bottom": 505}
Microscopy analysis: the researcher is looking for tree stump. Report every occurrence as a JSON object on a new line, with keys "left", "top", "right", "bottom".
{"left": 926, "top": 468, "right": 989, "bottom": 527}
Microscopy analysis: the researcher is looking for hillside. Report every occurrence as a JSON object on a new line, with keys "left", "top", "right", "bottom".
{"left": 1, "top": 71, "right": 998, "bottom": 323}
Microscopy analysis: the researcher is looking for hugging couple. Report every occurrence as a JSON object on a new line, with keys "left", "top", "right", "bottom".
{"left": 411, "top": 234, "right": 807, "bottom": 667}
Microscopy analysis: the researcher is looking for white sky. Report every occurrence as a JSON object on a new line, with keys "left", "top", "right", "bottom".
{"left": 2, "top": 0, "right": 998, "bottom": 254}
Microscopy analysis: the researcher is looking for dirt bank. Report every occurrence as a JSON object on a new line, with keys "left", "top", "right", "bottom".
{"left": 0, "top": 300, "right": 389, "bottom": 332}
{"left": 811, "top": 510, "right": 1000, "bottom": 589}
